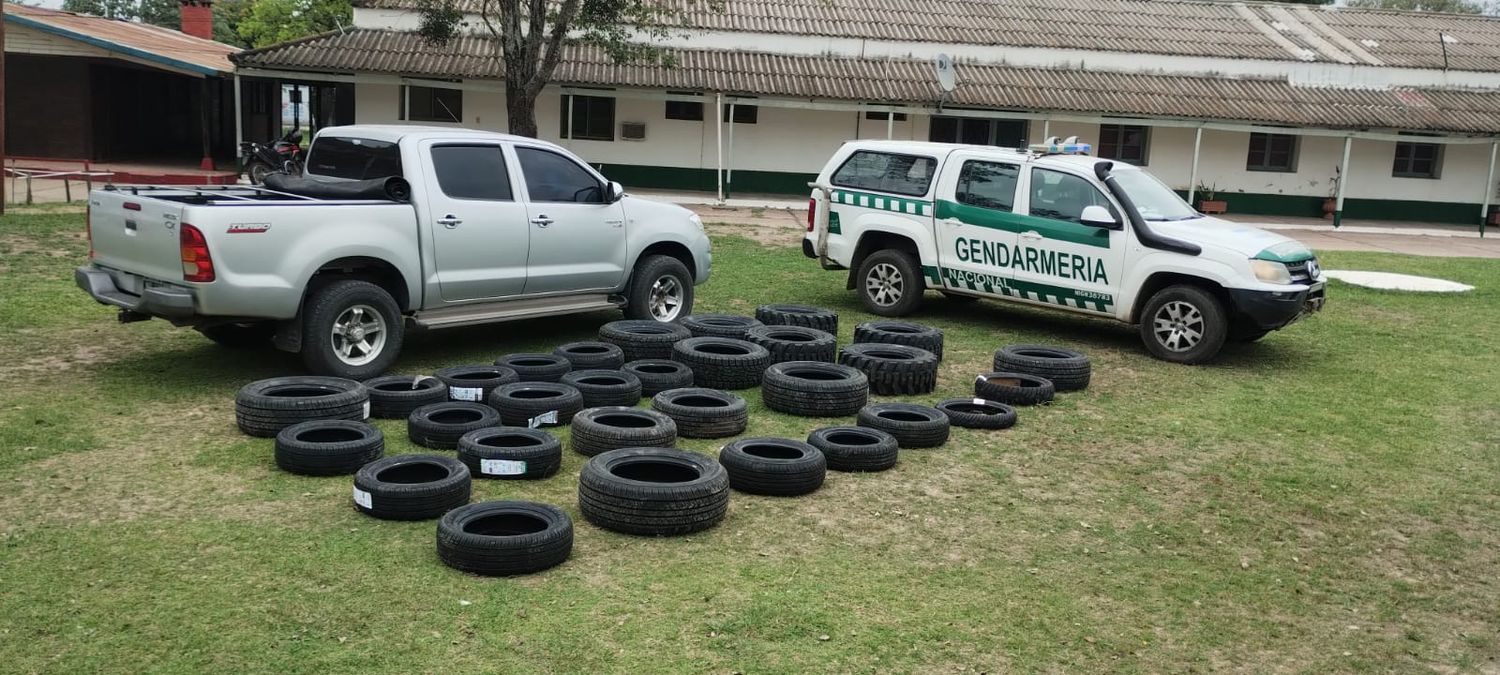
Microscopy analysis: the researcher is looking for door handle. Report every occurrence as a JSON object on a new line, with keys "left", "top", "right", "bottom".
{"left": 436, "top": 214, "right": 462, "bottom": 229}
{"left": 940, "top": 218, "right": 962, "bottom": 227}
{"left": 531, "top": 215, "right": 554, "bottom": 228}
{"left": 1020, "top": 230, "right": 1042, "bottom": 240}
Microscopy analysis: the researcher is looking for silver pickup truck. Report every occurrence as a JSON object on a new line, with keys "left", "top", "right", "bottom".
{"left": 77, "top": 125, "right": 712, "bottom": 378}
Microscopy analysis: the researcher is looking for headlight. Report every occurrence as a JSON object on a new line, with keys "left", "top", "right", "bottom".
{"left": 1249, "top": 259, "right": 1293, "bottom": 285}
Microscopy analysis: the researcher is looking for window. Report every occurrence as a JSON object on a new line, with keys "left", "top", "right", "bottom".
{"left": 1393, "top": 139, "right": 1442, "bottom": 179}
{"left": 1098, "top": 124, "right": 1149, "bottom": 164}
{"left": 830, "top": 151, "right": 936, "bottom": 197}
{"left": 928, "top": 116, "right": 1028, "bottom": 148}
{"left": 955, "top": 161, "right": 1020, "bottom": 212}
{"left": 665, "top": 92, "right": 703, "bottom": 121}
{"left": 1029, "top": 168, "right": 1115, "bottom": 224}
{"left": 865, "top": 110, "right": 908, "bottom": 122}
{"left": 560, "top": 94, "right": 616, "bottom": 141}
{"left": 1247, "top": 133, "right": 1298, "bottom": 172}
{"left": 723, "top": 102, "right": 758, "bottom": 124}
{"left": 400, "top": 85, "right": 462, "bottom": 124}
{"left": 516, "top": 146, "right": 603, "bottom": 203}
{"left": 431, "top": 145, "right": 512, "bottom": 201}
{"left": 305, "top": 136, "right": 403, "bottom": 180}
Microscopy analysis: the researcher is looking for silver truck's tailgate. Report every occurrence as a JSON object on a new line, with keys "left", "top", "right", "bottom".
{"left": 88, "top": 191, "right": 188, "bottom": 284}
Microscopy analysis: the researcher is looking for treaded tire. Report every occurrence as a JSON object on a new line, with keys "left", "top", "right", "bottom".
{"left": 853, "top": 321, "right": 945, "bottom": 361}
{"left": 570, "top": 407, "right": 678, "bottom": 457}
{"left": 856, "top": 402, "right": 951, "bottom": 448}
{"left": 651, "top": 388, "right": 748, "bottom": 439}
{"left": 407, "top": 402, "right": 503, "bottom": 449}
{"left": 754, "top": 304, "right": 839, "bottom": 334}
{"left": 622, "top": 359, "right": 695, "bottom": 397}
{"left": 993, "top": 345, "right": 1091, "bottom": 392}
{"left": 578, "top": 447, "right": 730, "bottom": 536}
{"left": 487, "top": 383, "right": 585, "bottom": 427}
{"left": 838, "top": 343, "right": 939, "bottom": 396}
{"left": 622, "top": 254, "right": 695, "bottom": 322}
{"left": 560, "top": 369, "right": 643, "bottom": 408}
{"left": 457, "top": 428, "right": 563, "bottom": 480}
{"left": 761, "top": 361, "right": 868, "bottom": 417}
{"left": 274, "top": 420, "right": 384, "bottom": 476}
{"left": 718, "top": 438, "right": 826, "bottom": 496}
{"left": 681, "top": 314, "right": 764, "bottom": 339}
{"left": 806, "top": 426, "right": 899, "bottom": 473}
{"left": 437, "top": 501, "right": 573, "bottom": 576}
{"left": 554, "top": 341, "right": 626, "bottom": 370}
{"left": 435, "top": 364, "right": 520, "bottom": 403}
{"left": 935, "top": 398, "right": 1017, "bottom": 430}
{"left": 298, "top": 279, "right": 404, "bottom": 380}
{"left": 352, "top": 454, "right": 471, "bottom": 521}
{"left": 235, "top": 376, "right": 369, "bottom": 437}
{"left": 746, "top": 325, "right": 837, "bottom": 364}
{"left": 974, "top": 372, "right": 1056, "bottom": 406}
{"left": 364, "top": 375, "right": 448, "bottom": 419}
{"left": 494, "top": 353, "right": 572, "bottom": 383}
{"left": 671, "top": 337, "right": 771, "bottom": 390}
{"left": 598, "top": 320, "right": 692, "bottom": 361}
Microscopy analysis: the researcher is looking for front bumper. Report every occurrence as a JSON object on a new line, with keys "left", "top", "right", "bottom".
{"left": 1228, "top": 281, "right": 1326, "bottom": 331}
{"left": 75, "top": 264, "right": 196, "bottom": 319}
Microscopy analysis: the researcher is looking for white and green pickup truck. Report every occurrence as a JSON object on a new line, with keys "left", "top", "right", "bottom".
{"left": 804, "top": 139, "right": 1326, "bottom": 364}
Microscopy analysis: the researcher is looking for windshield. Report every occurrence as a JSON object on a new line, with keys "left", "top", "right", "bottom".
{"left": 1112, "top": 170, "right": 1199, "bottom": 221}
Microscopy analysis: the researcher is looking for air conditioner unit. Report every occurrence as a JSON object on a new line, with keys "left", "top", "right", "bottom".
{"left": 621, "top": 122, "right": 647, "bottom": 141}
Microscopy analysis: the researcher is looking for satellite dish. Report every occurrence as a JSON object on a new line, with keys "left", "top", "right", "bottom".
{"left": 934, "top": 53, "right": 957, "bottom": 93}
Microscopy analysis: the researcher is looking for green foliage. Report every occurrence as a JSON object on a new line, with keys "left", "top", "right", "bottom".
{"left": 61, "top": 0, "right": 178, "bottom": 28}
{"left": 232, "top": 0, "right": 352, "bottom": 48}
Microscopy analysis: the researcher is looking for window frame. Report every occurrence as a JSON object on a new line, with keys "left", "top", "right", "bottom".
{"left": 399, "top": 85, "right": 463, "bottom": 124}
{"left": 954, "top": 159, "right": 1021, "bottom": 213}
{"left": 1027, "top": 167, "right": 1119, "bottom": 225}
{"left": 829, "top": 150, "right": 938, "bottom": 198}
{"left": 1246, "top": 132, "right": 1299, "bottom": 173}
{"left": 429, "top": 143, "right": 515, "bottom": 202}
{"left": 559, "top": 94, "right": 617, "bottom": 142}
{"left": 514, "top": 145, "right": 606, "bottom": 204}
{"left": 664, "top": 91, "right": 704, "bottom": 121}
{"left": 865, "top": 110, "right": 908, "bottom": 122}
{"left": 1392, "top": 139, "right": 1443, "bottom": 179}
{"left": 1097, "top": 124, "right": 1150, "bottom": 164}
{"left": 723, "top": 101, "right": 758, "bottom": 124}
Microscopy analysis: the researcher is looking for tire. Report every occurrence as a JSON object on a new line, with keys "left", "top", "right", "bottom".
{"left": 856, "top": 248, "right": 925, "bottom": 317}
{"left": 754, "top": 304, "right": 839, "bottom": 334}
{"left": 577, "top": 447, "right": 730, "bottom": 536}
{"left": 854, "top": 321, "right": 945, "bottom": 361}
{"left": 363, "top": 375, "right": 449, "bottom": 419}
{"left": 352, "top": 454, "right": 470, "bottom": 521}
{"left": 569, "top": 407, "right": 678, "bottom": 457}
{"left": 486, "top": 382, "right": 585, "bottom": 427}
{"left": 494, "top": 353, "right": 572, "bottom": 383}
{"left": 407, "top": 402, "right": 503, "bottom": 449}
{"left": 760, "top": 361, "right": 868, "bottom": 417}
{"left": 560, "top": 369, "right": 644, "bottom": 408}
{"left": 434, "top": 364, "right": 520, "bottom": 403}
{"left": 745, "top": 325, "right": 837, "bottom": 365}
{"left": 671, "top": 337, "right": 771, "bottom": 390}
{"left": 299, "top": 279, "right": 404, "bottom": 380}
{"left": 993, "top": 345, "right": 1092, "bottom": 392}
{"left": 457, "top": 428, "right": 563, "bottom": 480}
{"left": 1138, "top": 284, "right": 1229, "bottom": 365}
{"left": 651, "top": 388, "right": 748, "bottom": 439}
{"left": 437, "top": 501, "right": 573, "bottom": 576}
{"left": 838, "top": 343, "right": 939, "bottom": 396}
{"left": 718, "top": 438, "right": 826, "bottom": 496}
{"left": 806, "top": 426, "right": 899, "bottom": 473}
{"left": 598, "top": 320, "right": 692, "bottom": 361}
{"left": 247, "top": 161, "right": 274, "bottom": 184}
{"left": 622, "top": 359, "right": 695, "bottom": 397}
{"left": 974, "top": 372, "right": 1056, "bottom": 406}
{"left": 856, "top": 402, "right": 950, "bottom": 449}
{"left": 935, "top": 398, "right": 1018, "bottom": 430}
{"left": 274, "top": 420, "right": 384, "bottom": 476}
{"left": 554, "top": 341, "right": 626, "bottom": 370}
{"left": 623, "top": 254, "right": 695, "bottom": 322}
{"left": 681, "top": 314, "right": 764, "bottom": 339}
{"left": 196, "top": 322, "right": 275, "bottom": 349}
{"left": 234, "top": 376, "right": 369, "bottom": 437}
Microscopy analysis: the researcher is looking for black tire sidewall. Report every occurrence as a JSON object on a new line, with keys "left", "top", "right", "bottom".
{"left": 857, "top": 249, "right": 925, "bottom": 317}
{"left": 624, "top": 255, "right": 695, "bottom": 322}
{"left": 300, "top": 280, "right": 403, "bottom": 380}
{"left": 1139, "top": 285, "right": 1229, "bottom": 364}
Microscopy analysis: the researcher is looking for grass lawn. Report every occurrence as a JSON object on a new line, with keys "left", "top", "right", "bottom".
{"left": 1, "top": 209, "right": 1497, "bottom": 673}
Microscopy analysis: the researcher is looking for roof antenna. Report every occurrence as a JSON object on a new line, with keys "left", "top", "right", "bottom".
{"left": 1439, "top": 32, "right": 1451, "bottom": 71}
{"left": 933, "top": 53, "right": 957, "bottom": 113}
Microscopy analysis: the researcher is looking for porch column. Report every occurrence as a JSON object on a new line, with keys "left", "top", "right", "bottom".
{"left": 715, "top": 93, "right": 724, "bottom": 202}
{"left": 1334, "top": 136, "right": 1352, "bottom": 229}
{"left": 1481, "top": 140, "right": 1496, "bottom": 238}
{"left": 199, "top": 79, "right": 215, "bottom": 171}
{"left": 1042, "top": 118, "right": 1050, "bottom": 142}
{"left": 887, "top": 112, "right": 895, "bottom": 139}
{"left": 233, "top": 76, "right": 244, "bottom": 157}
{"left": 1188, "top": 126, "right": 1203, "bottom": 205}
{"left": 726, "top": 103, "right": 736, "bottom": 199}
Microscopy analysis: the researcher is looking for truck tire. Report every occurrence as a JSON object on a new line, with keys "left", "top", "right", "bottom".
{"left": 806, "top": 426, "right": 899, "bottom": 473}
{"left": 1139, "top": 284, "right": 1229, "bottom": 365}
{"left": 974, "top": 372, "right": 1055, "bottom": 406}
{"left": 407, "top": 402, "right": 503, "bottom": 449}
{"left": 299, "top": 279, "right": 404, "bottom": 380}
{"left": 760, "top": 361, "right": 868, "bottom": 417}
{"left": 561, "top": 369, "right": 644, "bottom": 408}
{"left": 681, "top": 314, "right": 764, "bottom": 339}
{"left": 553, "top": 341, "right": 625, "bottom": 370}
{"left": 745, "top": 325, "right": 837, "bottom": 364}
{"left": 754, "top": 304, "right": 839, "bottom": 334}
{"left": 352, "top": 455, "right": 471, "bottom": 521}
{"left": 486, "top": 383, "right": 585, "bottom": 427}
{"left": 569, "top": 407, "right": 678, "bottom": 457}
{"left": 578, "top": 448, "right": 730, "bottom": 536}
{"left": 435, "top": 365, "right": 520, "bottom": 403}
{"left": 235, "top": 376, "right": 369, "bottom": 437}
{"left": 622, "top": 359, "right": 695, "bottom": 396}
{"left": 672, "top": 337, "right": 771, "bottom": 390}
{"left": 196, "top": 322, "right": 275, "bottom": 349}
{"left": 651, "top": 388, "right": 748, "bottom": 439}
{"left": 935, "top": 398, "right": 1017, "bottom": 430}
{"left": 856, "top": 402, "right": 950, "bottom": 449}
{"left": 274, "top": 420, "right": 384, "bottom": 476}
{"left": 856, "top": 248, "right": 925, "bottom": 317}
{"left": 457, "top": 428, "right": 563, "bottom": 480}
{"left": 364, "top": 375, "right": 448, "bottom": 419}
{"left": 718, "top": 438, "right": 826, "bottom": 496}
{"left": 623, "top": 254, "right": 695, "bottom": 323}
{"left": 854, "top": 321, "right": 945, "bottom": 361}
{"left": 993, "top": 345, "right": 1091, "bottom": 391}
{"left": 437, "top": 501, "right": 573, "bottom": 576}
{"left": 494, "top": 353, "right": 572, "bottom": 383}
{"left": 838, "top": 343, "right": 939, "bottom": 396}
{"left": 598, "top": 320, "right": 692, "bottom": 361}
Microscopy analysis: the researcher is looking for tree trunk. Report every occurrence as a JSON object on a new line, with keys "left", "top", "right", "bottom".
{"left": 506, "top": 81, "right": 539, "bottom": 138}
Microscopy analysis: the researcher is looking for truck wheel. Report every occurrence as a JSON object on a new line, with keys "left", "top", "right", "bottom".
{"left": 857, "top": 249, "right": 924, "bottom": 317}
{"left": 197, "top": 322, "right": 275, "bottom": 349}
{"left": 624, "top": 255, "right": 694, "bottom": 323}
{"left": 301, "top": 280, "right": 403, "bottom": 379}
{"left": 1139, "top": 285, "right": 1228, "bottom": 364}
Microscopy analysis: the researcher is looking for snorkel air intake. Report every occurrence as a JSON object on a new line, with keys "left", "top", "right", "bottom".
{"left": 1094, "top": 161, "right": 1201, "bottom": 256}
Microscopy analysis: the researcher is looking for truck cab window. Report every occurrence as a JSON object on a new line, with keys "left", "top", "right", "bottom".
{"left": 431, "top": 145, "right": 512, "bottom": 201}
{"left": 516, "top": 147, "right": 604, "bottom": 203}
{"left": 305, "top": 137, "right": 403, "bottom": 180}
{"left": 955, "top": 161, "right": 1019, "bottom": 212}
{"left": 831, "top": 151, "right": 935, "bottom": 197}
{"left": 1029, "top": 168, "right": 1116, "bottom": 224}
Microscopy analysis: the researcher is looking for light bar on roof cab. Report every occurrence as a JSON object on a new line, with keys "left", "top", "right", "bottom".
{"left": 1029, "top": 136, "right": 1092, "bottom": 155}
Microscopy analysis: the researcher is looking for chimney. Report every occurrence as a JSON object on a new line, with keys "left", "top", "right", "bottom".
{"left": 179, "top": 0, "right": 213, "bottom": 40}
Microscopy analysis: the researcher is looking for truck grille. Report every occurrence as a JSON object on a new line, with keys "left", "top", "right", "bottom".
{"left": 1286, "top": 259, "right": 1317, "bottom": 284}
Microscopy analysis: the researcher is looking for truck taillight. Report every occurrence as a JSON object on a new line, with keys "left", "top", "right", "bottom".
{"left": 180, "top": 224, "right": 215, "bottom": 282}
{"left": 807, "top": 198, "right": 816, "bottom": 232}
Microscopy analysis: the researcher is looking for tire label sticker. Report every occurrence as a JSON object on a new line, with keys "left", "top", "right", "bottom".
{"left": 973, "top": 398, "right": 987, "bottom": 406}
{"left": 352, "top": 487, "right": 372, "bottom": 509}
{"left": 362, "top": 401, "right": 371, "bottom": 419}
{"left": 450, "top": 386, "right": 484, "bottom": 402}
{"left": 480, "top": 458, "right": 527, "bottom": 475}
{"left": 528, "top": 410, "right": 560, "bottom": 428}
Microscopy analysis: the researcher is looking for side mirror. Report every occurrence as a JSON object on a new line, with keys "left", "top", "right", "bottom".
{"left": 606, "top": 181, "right": 625, "bottom": 203}
{"left": 1080, "top": 205, "right": 1121, "bottom": 230}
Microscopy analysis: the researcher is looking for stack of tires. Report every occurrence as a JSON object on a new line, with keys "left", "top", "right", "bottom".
{"left": 578, "top": 448, "right": 730, "bottom": 536}
{"left": 235, "top": 376, "right": 369, "bottom": 437}
{"left": 569, "top": 407, "right": 678, "bottom": 457}
{"left": 760, "top": 362, "right": 868, "bottom": 417}
{"left": 839, "top": 321, "right": 943, "bottom": 395}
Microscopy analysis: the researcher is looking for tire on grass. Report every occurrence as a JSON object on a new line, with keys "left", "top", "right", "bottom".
{"left": 974, "top": 372, "right": 1055, "bottom": 406}
{"left": 570, "top": 407, "right": 678, "bottom": 457}
{"left": 235, "top": 376, "right": 369, "bottom": 437}
{"left": 718, "top": 437, "right": 826, "bottom": 496}
{"left": 856, "top": 402, "right": 950, "bottom": 449}
{"left": 651, "top": 388, "right": 748, "bottom": 439}
{"left": 407, "top": 402, "right": 503, "bottom": 449}
{"left": 745, "top": 325, "right": 837, "bottom": 364}
{"left": 934, "top": 398, "right": 1018, "bottom": 430}
{"left": 622, "top": 359, "right": 695, "bottom": 397}
{"left": 760, "top": 361, "right": 868, "bottom": 418}
{"left": 806, "top": 426, "right": 899, "bottom": 473}
{"left": 560, "top": 369, "right": 643, "bottom": 408}
{"left": 681, "top": 314, "right": 763, "bottom": 339}
{"left": 838, "top": 343, "right": 939, "bottom": 396}
{"left": 353, "top": 454, "right": 471, "bottom": 521}
{"left": 853, "top": 321, "right": 945, "bottom": 361}
{"left": 598, "top": 320, "right": 692, "bottom": 361}
{"left": 437, "top": 501, "right": 573, "bottom": 576}
{"left": 578, "top": 447, "right": 730, "bottom": 536}
{"left": 993, "top": 345, "right": 1091, "bottom": 392}
{"left": 494, "top": 353, "right": 572, "bottom": 383}
{"left": 486, "top": 382, "right": 585, "bottom": 427}
{"left": 434, "top": 364, "right": 520, "bottom": 403}
{"left": 457, "top": 428, "right": 563, "bottom": 480}
{"left": 363, "top": 375, "right": 449, "bottom": 419}
{"left": 275, "top": 420, "right": 384, "bottom": 476}
{"left": 671, "top": 337, "right": 771, "bottom": 390}
{"left": 754, "top": 304, "right": 838, "bottom": 334}
{"left": 553, "top": 341, "right": 626, "bottom": 370}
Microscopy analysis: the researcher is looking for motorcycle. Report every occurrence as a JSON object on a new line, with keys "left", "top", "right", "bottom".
{"left": 240, "top": 130, "right": 305, "bottom": 184}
